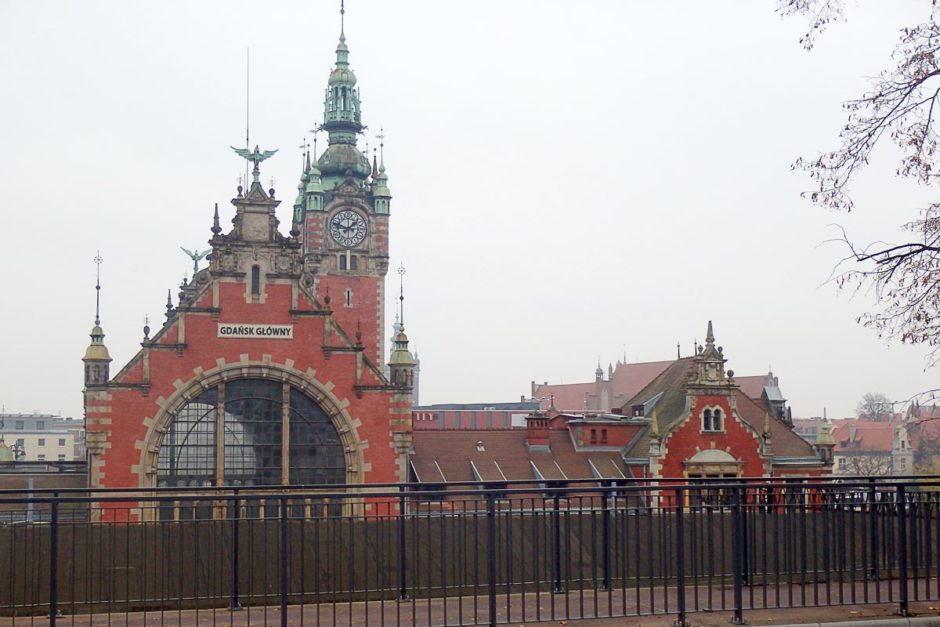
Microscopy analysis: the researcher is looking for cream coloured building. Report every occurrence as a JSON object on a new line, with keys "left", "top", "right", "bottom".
{"left": 0, "top": 413, "right": 84, "bottom": 462}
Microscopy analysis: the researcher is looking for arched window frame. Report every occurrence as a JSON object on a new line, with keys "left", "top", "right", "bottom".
{"left": 701, "top": 405, "right": 725, "bottom": 433}
{"left": 156, "top": 378, "right": 347, "bottom": 489}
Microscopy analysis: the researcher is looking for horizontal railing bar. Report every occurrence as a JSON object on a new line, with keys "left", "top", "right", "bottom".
{"left": 2, "top": 474, "right": 938, "bottom": 497}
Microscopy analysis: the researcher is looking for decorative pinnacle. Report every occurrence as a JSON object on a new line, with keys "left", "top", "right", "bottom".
{"left": 143, "top": 315, "right": 150, "bottom": 341}
{"left": 340, "top": 0, "right": 346, "bottom": 43}
{"left": 705, "top": 320, "right": 715, "bottom": 345}
{"left": 165, "top": 289, "right": 173, "bottom": 312}
{"left": 377, "top": 127, "right": 386, "bottom": 171}
{"left": 212, "top": 203, "right": 221, "bottom": 235}
{"left": 93, "top": 251, "right": 103, "bottom": 326}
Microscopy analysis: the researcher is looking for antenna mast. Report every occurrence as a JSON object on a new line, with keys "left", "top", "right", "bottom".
{"left": 245, "top": 47, "right": 250, "bottom": 189}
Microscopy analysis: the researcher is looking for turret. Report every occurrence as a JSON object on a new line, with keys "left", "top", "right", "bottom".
{"left": 83, "top": 254, "right": 112, "bottom": 387}
{"left": 388, "top": 327, "right": 416, "bottom": 389}
{"left": 317, "top": 2, "right": 371, "bottom": 188}
{"left": 371, "top": 131, "right": 391, "bottom": 215}
{"left": 814, "top": 416, "right": 836, "bottom": 467}
{"left": 388, "top": 262, "right": 415, "bottom": 389}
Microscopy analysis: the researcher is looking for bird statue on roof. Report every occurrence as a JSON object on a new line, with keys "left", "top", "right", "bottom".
{"left": 180, "top": 247, "right": 210, "bottom": 274}
{"left": 231, "top": 145, "right": 278, "bottom": 183}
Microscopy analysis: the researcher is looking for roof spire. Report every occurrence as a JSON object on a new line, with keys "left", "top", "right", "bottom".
{"left": 340, "top": 0, "right": 346, "bottom": 44}
{"left": 211, "top": 203, "right": 221, "bottom": 235}
{"left": 377, "top": 127, "right": 386, "bottom": 172}
{"left": 705, "top": 320, "right": 715, "bottom": 345}
{"left": 93, "top": 251, "right": 103, "bottom": 326}
{"left": 397, "top": 262, "right": 406, "bottom": 326}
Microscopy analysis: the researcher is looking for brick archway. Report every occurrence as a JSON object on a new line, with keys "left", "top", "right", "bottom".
{"left": 136, "top": 361, "right": 366, "bottom": 489}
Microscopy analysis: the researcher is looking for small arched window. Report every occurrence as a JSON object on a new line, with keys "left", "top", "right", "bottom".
{"left": 713, "top": 409, "right": 723, "bottom": 431}
{"left": 349, "top": 255, "right": 358, "bottom": 270}
{"left": 339, "top": 254, "right": 347, "bottom": 271}
{"left": 702, "top": 409, "right": 713, "bottom": 432}
{"left": 251, "top": 265, "right": 261, "bottom": 296}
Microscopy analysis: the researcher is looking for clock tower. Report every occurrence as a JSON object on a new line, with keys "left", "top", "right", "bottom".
{"left": 296, "top": 12, "right": 390, "bottom": 365}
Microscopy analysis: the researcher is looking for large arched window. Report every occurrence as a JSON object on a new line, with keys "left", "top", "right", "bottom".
{"left": 156, "top": 378, "right": 345, "bottom": 487}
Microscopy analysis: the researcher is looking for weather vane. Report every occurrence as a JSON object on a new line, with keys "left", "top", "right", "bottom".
{"left": 231, "top": 144, "right": 278, "bottom": 184}
{"left": 180, "top": 247, "right": 210, "bottom": 274}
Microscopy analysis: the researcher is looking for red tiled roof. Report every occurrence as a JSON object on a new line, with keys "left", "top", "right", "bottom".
{"left": 610, "top": 360, "right": 675, "bottom": 403}
{"left": 535, "top": 362, "right": 770, "bottom": 412}
{"left": 531, "top": 382, "right": 596, "bottom": 412}
{"left": 831, "top": 420, "right": 894, "bottom": 454}
{"left": 735, "top": 375, "right": 766, "bottom": 400}
{"left": 733, "top": 391, "right": 817, "bottom": 458}
{"left": 410, "top": 430, "right": 629, "bottom": 484}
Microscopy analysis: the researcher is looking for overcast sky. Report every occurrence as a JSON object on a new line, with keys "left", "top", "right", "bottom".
{"left": 1, "top": 1, "right": 937, "bottom": 421}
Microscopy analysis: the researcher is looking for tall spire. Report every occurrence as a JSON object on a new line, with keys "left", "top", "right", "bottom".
{"left": 83, "top": 252, "right": 111, "bottom": 385}
{"left": 317, "top": 0, "right": 370, "bottom": 184}
{"left": 93, "top": 251, "right": 103, "bottom": 326}
{"left": 211, "top": 203, "right": 221, "bottom": 235}
{"left": 397, "top": 262, "right": 406, "bottom": 326}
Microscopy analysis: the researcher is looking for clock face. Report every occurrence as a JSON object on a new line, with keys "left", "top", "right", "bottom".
{"left": 329, "top": 209, "right": 367, "bottom": 248}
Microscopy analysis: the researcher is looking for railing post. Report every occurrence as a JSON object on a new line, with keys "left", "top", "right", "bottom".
{"left": 868, "top": 478, "right": 879, "bottom": 581}
{"left": 673, "top": 488, "right": 689, "bottom": 627}
{"left": 602, "top": 481, "right": 611, "bottom": 590}
{"left": 730, "top": 486, "right": 745, "bottom": 625}
{"left": 230, "top": 489, "right": 242, "bottom": 609}
{"left": 896, "top": 483, "right": 910, "bottom": 617}
{"left": 398, "top": 484, "right": 408, "bottom": 600}
{"left": 279, "top": 495, "right": 289, "bottom": 627}
{"left": 486, "top": 491, "right": 497, "bottom": 627}
{"left": 48, "top": 494, "right": 60, "bottom": 624}
{"left": 674, "top": 487, "right": 688, "bottom": 627}
{"left": 552, "top": 490, "right": 563, "bottom": 593}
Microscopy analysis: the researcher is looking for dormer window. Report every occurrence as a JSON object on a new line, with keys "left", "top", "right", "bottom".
{"left": 702, "top": 407, "right": 724, "bottom": 432}
{"left": 632, "top": 405, "right": 644, "bottom": 417}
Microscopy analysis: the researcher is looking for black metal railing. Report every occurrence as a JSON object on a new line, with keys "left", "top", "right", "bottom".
{"left": 0, "top": 476, "right": 938, "bottom": 626}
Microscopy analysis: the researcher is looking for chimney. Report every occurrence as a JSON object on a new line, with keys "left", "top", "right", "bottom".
{"left": 526, "top": 411, "right": 550, "bottom": 450}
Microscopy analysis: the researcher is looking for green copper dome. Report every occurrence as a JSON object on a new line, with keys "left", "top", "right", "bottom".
{"left": 318, "top": 143, "right": 371, "bottom": 180}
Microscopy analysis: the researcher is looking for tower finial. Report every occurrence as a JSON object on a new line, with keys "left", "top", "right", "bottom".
{"left": 377, "top": 127, "right": 386, "bottom": 171}
{"left": 340, "top": 0, "right": 346, "bottom": 43}
{"left": 211, "top": 203, "right": 221, "bottom": 235}
{"left": 706, "top": 320, "right": 715, "bottom": 345}
{"left": 397, "top": 262, "right": 406, "bottom": 326}
{"left": 93, "top": 251, "right": 103, "bottom": 326}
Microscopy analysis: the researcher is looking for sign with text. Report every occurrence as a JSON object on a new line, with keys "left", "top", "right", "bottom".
{"left": 217, "top": 323, "right": 294, "bottom": 339}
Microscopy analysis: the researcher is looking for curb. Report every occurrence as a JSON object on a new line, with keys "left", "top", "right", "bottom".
{"left": 773, "top": 618, "right": 940, "bottom": 627}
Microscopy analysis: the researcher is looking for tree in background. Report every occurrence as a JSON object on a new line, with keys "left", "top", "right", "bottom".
{"left": 779, "top": 2, "right": 940, "bottom": 384}
{"left": 841, "top": 454, "right": 893, "bottom": 476}
{"left": 856, "top": 392, "right": 895, "bottom": 421}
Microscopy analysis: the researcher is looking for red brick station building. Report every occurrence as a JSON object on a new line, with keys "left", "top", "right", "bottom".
{"left": 81, "top": 20, "right": 832, "bottom": 500}
{"left": 82, "top": 25, "right": 414, "bottom": 493}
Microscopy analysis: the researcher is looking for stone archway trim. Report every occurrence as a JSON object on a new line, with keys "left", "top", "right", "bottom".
{"left": 133, "top": 355, "right": 369, "bottom": 488}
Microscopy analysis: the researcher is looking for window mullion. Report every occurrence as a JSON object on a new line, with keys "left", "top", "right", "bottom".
{"left": 215, "top": 382, "right": 225, "bottom": 486}
{"left": 281, "top": 383, "right": 290, "bottom": 486}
